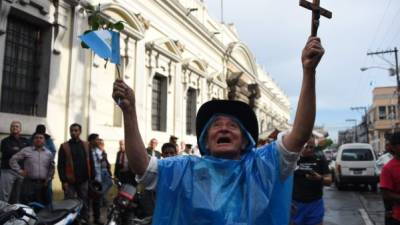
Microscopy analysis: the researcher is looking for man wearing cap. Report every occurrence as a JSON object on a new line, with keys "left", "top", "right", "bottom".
{"left": 112, "top": 36, "right": 324, "bottom": 224}
{"left": 380, "top": 131, "right": 400, "bottom": 225}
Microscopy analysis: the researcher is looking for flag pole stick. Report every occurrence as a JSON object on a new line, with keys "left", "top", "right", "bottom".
{"left": 116, "top": 64, "right": 122, "bottom": 105}
{"left": 116, "top": 64, "right": 121, "bottom": 79}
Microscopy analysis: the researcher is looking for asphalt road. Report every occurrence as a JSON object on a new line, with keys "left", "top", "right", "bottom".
{"left": 97, "top": 185, "right": 386, "bottom": 225}
{"left": 324, "top": 185, "right": 385, "bottom": 225}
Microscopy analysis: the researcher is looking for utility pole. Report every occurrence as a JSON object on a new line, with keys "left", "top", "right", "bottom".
{"left": 350, "top": 106, "right": 369, "bottom": 143}
{"left": 367, "top": 48, "right": 400, "bottom": 128}
{"left": 346, "top": 119, "right": 357, "bottom": 142}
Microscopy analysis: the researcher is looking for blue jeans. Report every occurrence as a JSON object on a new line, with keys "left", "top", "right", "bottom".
{"left": 101, "top": 170, "right": 112, "bottom": 195}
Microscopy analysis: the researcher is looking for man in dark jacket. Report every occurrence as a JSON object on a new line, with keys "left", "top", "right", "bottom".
{"left": 0, "top": 121, "right": 29, "bottom": 203}
{"left": 115, "top": 140, "right": 136, "bottom": 185}
{"left": 57, "top": 123, "right": 94, "bottom": 225}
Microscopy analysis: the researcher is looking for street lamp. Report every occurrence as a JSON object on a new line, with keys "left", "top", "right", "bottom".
{"left": 346, "top": 119, "right": 357, "bottom": 142}
{"left": 360, "top": 66, "right": 396, "bottom": 76}
{"left": 360, "top": 65, "right": 400, "bottom": 128}
{"left": 360, "top": 64, "right": 400, "bottom": 106}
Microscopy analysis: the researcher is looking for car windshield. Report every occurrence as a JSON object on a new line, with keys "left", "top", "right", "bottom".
{"left": 341, "top": 148, "right": 373, "bottom": 161}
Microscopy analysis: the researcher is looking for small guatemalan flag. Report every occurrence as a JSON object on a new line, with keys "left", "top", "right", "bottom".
{"left": 79, "top": 29, "right": 120, "bottom": 65}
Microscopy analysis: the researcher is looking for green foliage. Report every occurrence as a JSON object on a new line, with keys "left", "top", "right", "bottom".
{"left": 114, "top": 21, "right": 124, "bottom": 31}
{"left": 318, "top": 138, "right": 334, "bottom": 150}
{"left": 80, "top": 4, "right": 125, "bottom": 51}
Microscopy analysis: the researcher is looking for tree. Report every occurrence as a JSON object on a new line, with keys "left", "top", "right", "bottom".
{"left": 318, "top": 138, "right": 333, "bottom": 150}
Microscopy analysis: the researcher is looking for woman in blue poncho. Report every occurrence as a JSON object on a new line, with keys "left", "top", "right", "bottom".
{"left": 112, "top": 36, "right": 325, "bottom": 225}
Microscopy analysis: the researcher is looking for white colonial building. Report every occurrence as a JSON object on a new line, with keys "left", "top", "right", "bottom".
{"left": 0, "top": 0, "right": 290, "bottom": 162}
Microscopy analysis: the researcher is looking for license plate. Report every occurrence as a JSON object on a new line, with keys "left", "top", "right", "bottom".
{"left": 353, "top": 170, "right": 362, "bottom": 175}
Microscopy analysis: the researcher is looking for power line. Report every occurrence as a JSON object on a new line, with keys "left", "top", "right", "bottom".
{"left": 389, "top": 26, "right": 400, "bottom": 47}
{"left": 362, "top": 0, "right": 393, "bottom": 72}
{"left": 377, "top": 3, "right": 400, "bottom": 49}
{"left": 366, "top": 0, "right": 392, "bottom": 51}
{"left": 367, "top": 48, "right": 400, "bottom": 124}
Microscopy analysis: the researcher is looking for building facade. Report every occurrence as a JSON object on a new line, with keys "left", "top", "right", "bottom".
{"left": 0, "top": 0, "right": 290, "bottom": 162}
{"left": 368, "top": 86, "right": 399, "bottom": 154}
{"left": 356, "top": 115, "right": 369, "bottom": 144}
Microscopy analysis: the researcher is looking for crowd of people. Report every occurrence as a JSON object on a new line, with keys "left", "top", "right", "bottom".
{"left": 2, "top": 121, "right": 399, "bottom": 225}
{"left": 0, "top": 36, "right": 325, "bottom": 225}
{"left": 0, "top": 120, "right": 197, "bottom": 224}
{"left": 4, "top": 36, "right": 399, "bottom": 225}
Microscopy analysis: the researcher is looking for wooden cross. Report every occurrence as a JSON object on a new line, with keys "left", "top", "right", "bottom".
{"left": 300, "top": 0, "right": 332, "bottom": 37}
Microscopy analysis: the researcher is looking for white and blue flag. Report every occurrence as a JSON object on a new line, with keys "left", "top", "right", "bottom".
{"left": 79, "top": 29, "right": 120, "bottom": 65}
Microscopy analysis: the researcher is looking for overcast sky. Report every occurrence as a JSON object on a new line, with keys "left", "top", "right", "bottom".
{"left": 204, "top": 0, "right": 400, "bottom": 141}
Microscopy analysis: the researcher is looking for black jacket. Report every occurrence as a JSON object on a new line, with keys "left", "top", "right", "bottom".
{"left": 57, "top": 139, "right": 95, "bottom": 184}
{"left": 1, "top": 135, "right": 29, "bottom": 169}
{"left": 114, "top": 150, "right": 136, "bottom": 185}
{"left": 146, "top": 148, "right": 161, "bottom": 159}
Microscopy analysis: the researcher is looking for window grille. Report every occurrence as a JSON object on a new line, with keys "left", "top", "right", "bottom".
{"left": 1, "top": 16, "right": 42, "bottom": 115}
{"left": 186, "top": 88, "right": 197, "bottom": 135}
{"left": 152, "top": 76, "right": 163, "bottom": 130}
{"left": 378, "top": 106, "right": 387, "bottom": 120}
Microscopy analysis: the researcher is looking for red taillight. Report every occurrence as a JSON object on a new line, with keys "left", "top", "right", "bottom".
{"left": 119, "top": 190, "right": 135, "bottom": 201}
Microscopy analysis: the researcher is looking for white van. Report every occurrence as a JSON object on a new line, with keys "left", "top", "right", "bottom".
{"left": 334, "top": 143, "right": 379, "bottom": 191}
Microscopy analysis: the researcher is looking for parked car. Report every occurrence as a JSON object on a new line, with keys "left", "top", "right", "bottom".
{"left": 375, "top": 152, "right": 393, "bottom": 177}
{"left": 333, "top": 143, "right": 379, "bottom": 191}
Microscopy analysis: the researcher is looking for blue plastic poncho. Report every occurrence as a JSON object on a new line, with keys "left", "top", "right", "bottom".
{"left": 152, "top": 117, "right": 293, "bottom": 225}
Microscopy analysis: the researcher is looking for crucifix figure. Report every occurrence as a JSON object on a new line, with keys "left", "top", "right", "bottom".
{"left": 300, "top": 0, "right": 332, "bottom": 37}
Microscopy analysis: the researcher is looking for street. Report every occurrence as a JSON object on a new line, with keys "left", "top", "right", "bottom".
{"left": 324, "top": 185, "right": 385, "bottom": 225}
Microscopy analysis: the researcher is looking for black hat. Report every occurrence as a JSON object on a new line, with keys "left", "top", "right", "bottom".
{"left": 196, "top": 100, "right": 258, "bottom": 146}
{"left": 35, "top": 124, "right": 46, "bottom": 134}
